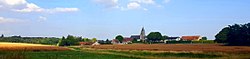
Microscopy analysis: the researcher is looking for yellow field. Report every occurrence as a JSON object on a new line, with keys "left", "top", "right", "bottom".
{"left": 0, "top": 42, "right": 70, "bottom": 51}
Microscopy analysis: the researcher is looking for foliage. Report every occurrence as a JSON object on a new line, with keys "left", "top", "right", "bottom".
{"left": 115, "top": 35, "right": 124, "bottom": 43}
{"left": 0, "top": 51, "right": 138, "bottom": 59}
{"left": 83, "top": 38, "right": 90, "bottom": 42}
{"left": 0, "top": 34, "right": 3, "bottom": 38}
{"left": 201, "top": 37, "right": 207, "bottom": 40}
{"left": 146, "top": 32, "right": 163, "bottom": 42}
{"left": 215, "top": 23, "right": 250, "bottom": 45}
{"left": 59, "top": 35, "right": 82, "bottom": 46}
{"left": 0, "top": 36, "right": 59, "bottom": 45}
{"left": 215, "top": 27, "right": 229, "bottom": 43}
{"left": 92, "top": 38, "right": 97, "bottom": 42}
{"left": 162, "top": 35, "right": 168, "bottom": 40}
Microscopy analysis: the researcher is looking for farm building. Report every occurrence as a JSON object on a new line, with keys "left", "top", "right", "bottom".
{"left": 181, "top": 36, "right": 202, "bottom": 41}
{"left": 111, "top": 38, "right": 134, "bottom": 44}
{"left": 165, "top": 37, "right": 180, "bottom": 41}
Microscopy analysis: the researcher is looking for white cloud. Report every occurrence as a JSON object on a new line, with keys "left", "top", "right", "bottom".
{"left": 127, "top": 2, "right": 141, "bottom": 9}
{"left": 93, "top": 0, "right": 119, "bottom": 8}
{"left": 0, "top": 17, "right": 20, "bottom": 24}
{"left": 0, "top": 0, "right": 79, "bottom": 13}
{"left": 38, "top": 16, "right": 47, "bottom": 22}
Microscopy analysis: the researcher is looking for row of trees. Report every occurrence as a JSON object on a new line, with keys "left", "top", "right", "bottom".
{"left": 57, "top": 35, "right": 98, "bottom": 46}
{"left": 0, "top": 35, "right": 59, "bottom": 45}
{"left": 215, "top": 23, "right": 250, "bottom": 45}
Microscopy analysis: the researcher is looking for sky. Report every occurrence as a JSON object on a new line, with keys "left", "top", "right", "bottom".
{"left": 0, "top": 0, "right": 249, "bottom": 40}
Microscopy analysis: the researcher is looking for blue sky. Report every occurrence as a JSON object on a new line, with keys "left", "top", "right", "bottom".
{"left": 0, "top": 0, "right": 249, "bottom": 40}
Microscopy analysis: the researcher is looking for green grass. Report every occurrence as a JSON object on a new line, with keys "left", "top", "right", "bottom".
{"left": 0, "top": 51, "right": 139, "bottom": 59}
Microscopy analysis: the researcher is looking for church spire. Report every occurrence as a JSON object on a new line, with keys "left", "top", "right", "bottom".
{"left": 140, "top": 27, "right": 145, "bottom": 42}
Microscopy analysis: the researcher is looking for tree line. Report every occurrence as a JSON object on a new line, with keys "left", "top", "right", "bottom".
{"left": 0, "top": 34, "right": 99, "bottom": 46}
{"left": 215, "top": 23, "right": 250, "bottom": 46}
{"left": 0, "top": 35, "right": 59, "bottom": 45}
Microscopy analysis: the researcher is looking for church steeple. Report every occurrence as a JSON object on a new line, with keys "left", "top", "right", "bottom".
{"left": 140, "top": 27, "right": 145, "bottom": 42}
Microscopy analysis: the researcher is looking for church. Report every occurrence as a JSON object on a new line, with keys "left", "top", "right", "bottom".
{"left": 112, "top": 27, "right": 147, "bottom": 44}
{"left": 130, "top": 27, "right": 146, "bottom": 42}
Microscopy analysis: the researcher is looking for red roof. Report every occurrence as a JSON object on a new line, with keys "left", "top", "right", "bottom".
{"left": 181, "top": 36, "right": 201, "bottom": 41}
{"left": 112, "top": 39, "right": 119, "bottom": 43}
{"left": 123, "top": 38, "right": 133, "bottom": 42}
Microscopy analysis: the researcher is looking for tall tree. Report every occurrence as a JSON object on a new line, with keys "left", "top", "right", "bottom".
{"left": 215, "top": 23, "right": 250, "bottom": 45}
{"left": 115, "top": 35, "right": 124, "bottom": 43}
{"left": 147, "top": 32, "right": 163, "bottom": 42}
{"left": 215, "top": 27, "right": 229, "bottom": 43}
{"left": 57, "top": 36, "right": 65, "bottom": 46}
{"left": 0, "top": 34, "right": 4, "bottom": 38}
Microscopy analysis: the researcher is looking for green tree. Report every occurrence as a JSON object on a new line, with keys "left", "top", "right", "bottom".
{"left": 59, "top": 36, "right": 67, "bottom": 46}
{"left": 227, "top": 23, "right": 250, "bottom": 45}
{"left": 215, "top": 27, "right": 229, "bottom": 43}
{"left": 162, "top": 35, "right": 168, "bottom": 40}
{"left": 201, "top": 37, "right": 207, "bottom": 40}
{"left": 215, "top": 23, "right": 250, "bottom": 45}
{"left": 83, "top": 38, "right": 90, "bottom": 42}
{"left": 147, "top": 32, "right": 163, "bottom": 42}
{"left": 115, "top": 35, "right": 124, "bottom": 43}
{"left": 92, "top": 38, "right": 97, "bottom": 42}
{"left": 0, "top": 34, "right": 4, "bottom": 38}
{"left": 57, "top": 36, "right": 64, "bottom": 46}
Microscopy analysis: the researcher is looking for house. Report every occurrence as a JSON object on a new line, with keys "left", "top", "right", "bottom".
{"left": 122, "top": 38, "right": 133, "bottom": 44}
{"left": 111, "top": 38, "right": 134, "bottom": 44}
{"left": 165, "top": 37, "right": 180, "bottom": 41}
{"left": 92, "top": 42, "right": 100, "bottom": 46}
{"left": 79, "top": 42, "right": 93, "bottom": 46}
{"left": 181, "top": 36, "right": 202, "bottom": 41}
{"left": 130, "top": 35, "right": 140, "bottom": 41}
{"left": 111, "top": 39, "right": 119, "bottom": 44}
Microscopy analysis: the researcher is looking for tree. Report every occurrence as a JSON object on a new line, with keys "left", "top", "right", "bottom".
{"left": 58, "top": 36, "right": 65, "bottom": 46}
{"left": 0, "top": 34, "right": 4, "bottom": 38}
{"left": 201, "top": 37, "right": 207, "bottom": 40}
{"left": 92, "top": 38, "right": 97, "bottom": 42}
{"left": 162, "top": 35, "right": 168, "bottom": 40}
{"left": 215, "top": 27, "right": 229, "bottom": 43}
{"left": 215, "top": 23, "right": 250, "bottom": 45}
{"left": 147, "top": 32, "right": 163, "bottom": 42}
{"left": 106, "top": 39, "right": 109, "bottom": 42}
{"left": 83, "top": 38, "right": 90, "bottom": 42}
{"left": 115, "top": 35, "right": 124, "bottom": 43}
{"left": 227, "top": 23, "right": 250, "bottom": 45}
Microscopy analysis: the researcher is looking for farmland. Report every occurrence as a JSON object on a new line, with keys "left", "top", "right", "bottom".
{"left": 91, "top": 44, "right": 250, "bottom": 53}
{"left": 0, "top": 42, "right": 250, "bottom": 59}
{"left": 0, "top": 42, "right": 70, "bottom": 51}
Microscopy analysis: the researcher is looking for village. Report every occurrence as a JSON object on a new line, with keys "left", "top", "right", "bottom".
{"left": 80, "top": 27, "right": 211, "bottom": 46}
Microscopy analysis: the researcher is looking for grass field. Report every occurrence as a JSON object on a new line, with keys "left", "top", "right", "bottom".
{"left": 0, "top": 42, "right": 250, "bottom": 59}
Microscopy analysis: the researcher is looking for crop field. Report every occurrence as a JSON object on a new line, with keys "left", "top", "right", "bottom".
{"left": 0, "top": 42, "right": 250, "bottom": 59}
{"left": 0, "top": 42, "right": 70, "bottom": 51}
{"left": 92, "top": 44, "right": 250, "bottom": 53}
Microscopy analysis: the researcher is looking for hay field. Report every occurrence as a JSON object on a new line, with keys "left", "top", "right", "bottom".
{"left": 0, "top": 42, "right": 70, "bottom": 51}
